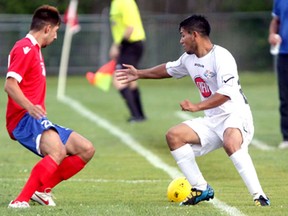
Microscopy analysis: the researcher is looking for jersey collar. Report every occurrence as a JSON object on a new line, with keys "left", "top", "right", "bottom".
{"left": 26, "top": 34, "right": 40, "bottom": 47}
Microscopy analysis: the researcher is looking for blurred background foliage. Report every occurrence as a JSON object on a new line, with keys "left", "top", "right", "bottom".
{"left": 0, "top": 0, "right": 275, "bottom": 74}
{"left": 0, "top": 0, "right": 272, "bottom": 14}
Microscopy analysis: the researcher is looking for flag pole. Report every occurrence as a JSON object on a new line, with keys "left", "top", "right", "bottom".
{"left": 57, "top": 0, "right": 79, "bottom": 100}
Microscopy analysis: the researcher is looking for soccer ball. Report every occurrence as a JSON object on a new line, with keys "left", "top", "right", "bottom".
{"left": 167, "top": 177, "right": 192, "bottom": 202}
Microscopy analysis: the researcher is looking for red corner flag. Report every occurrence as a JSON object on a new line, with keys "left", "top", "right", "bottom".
{"left": 64, "top": 0, "right": 80, "bottom": 34}
{"left": 86, "top": 60, "right": 117, "bottom": 92}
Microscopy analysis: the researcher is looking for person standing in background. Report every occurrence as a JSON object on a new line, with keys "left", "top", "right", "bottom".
{"left": 268, "top": 0, "right": 288, "bottom": 149}
{"left": 109, "top": 0, "right": 146, "bottom": 123}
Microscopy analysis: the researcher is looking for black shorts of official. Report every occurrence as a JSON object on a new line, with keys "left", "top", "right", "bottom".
{"left": 117, "top": 40, "right": 144, "bottom": 69}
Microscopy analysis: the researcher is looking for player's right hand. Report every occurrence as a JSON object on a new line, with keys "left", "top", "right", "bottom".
{"left": 115, "top": 64, "right": 139, "bottom": 84}
{"left": 28, "top": 104, "right": 47, "bottom": 119}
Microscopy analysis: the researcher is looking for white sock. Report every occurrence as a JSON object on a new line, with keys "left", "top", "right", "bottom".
{"left": 230, "top": 148, "right": 266, "bottom": 200}
{"left": 171, "top": 144, "right": 207, "bottom": 190}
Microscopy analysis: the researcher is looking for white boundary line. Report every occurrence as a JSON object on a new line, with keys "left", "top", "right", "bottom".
{"left": 175, "top": 111, "right": 276, "bottom": 151}
{"left": 59, "top": 95, "right": 181, "bottom": 179}
{"left": 58, "top": 95, "right": 246, "bottom": 216}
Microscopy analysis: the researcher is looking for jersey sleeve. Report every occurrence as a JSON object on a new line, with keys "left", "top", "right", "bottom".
{"left": 214, "top": 48, "right": 240, "bottom": 100}
{"left": 166, "top": 54, "right": 189, "bottom": 79}
{"left": 7, "top": 45, "right": 34, "bottom": 83}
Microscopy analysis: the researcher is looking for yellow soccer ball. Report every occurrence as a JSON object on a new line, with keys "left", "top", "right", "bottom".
{"left": 167, "top": 177, "right": 192, "bottom": 202}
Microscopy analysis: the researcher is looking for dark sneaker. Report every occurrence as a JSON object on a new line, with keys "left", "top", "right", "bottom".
{"left": 180, "top": 184, "right": 214, "bottom": 206}
{"left": 254, "top": 195, "right": 270, "bottom": 206}
{"left": 127, "top": 116, "right": 146, "bottom": 123}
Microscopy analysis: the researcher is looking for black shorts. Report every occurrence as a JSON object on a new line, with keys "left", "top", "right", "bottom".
{"left": 117, "top": 40, "right": 144, "bottom": 69}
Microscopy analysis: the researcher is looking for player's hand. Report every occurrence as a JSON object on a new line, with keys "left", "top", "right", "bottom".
{"left": 28, "top": 104, "right": 47, "bottom": 119}
{"left": 180, "top": 99, "right": 200, "bottom": 112}
{"left": 115, "top": 64, "right": 139, "bottom": 84}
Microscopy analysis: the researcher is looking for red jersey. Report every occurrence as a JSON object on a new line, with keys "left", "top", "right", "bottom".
{"left": 6, "top": 34, "right": 46, "bottom": 139}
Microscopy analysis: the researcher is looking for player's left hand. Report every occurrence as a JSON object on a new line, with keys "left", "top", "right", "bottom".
{"left": 115, "top": 64, "right": 139, "bottom": 84}
{"left": 180, "top": 99, "right": 200, "bottom": 112}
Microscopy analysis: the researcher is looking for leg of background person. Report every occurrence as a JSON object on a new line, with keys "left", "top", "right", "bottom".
{"left": 131, "top": 87, "right": 145, "bottom": 119}
{"left": 113, "top": 72, "right": 143, "bottom": 121}
{"left": 277, "top": 55, "right": 288, "bottom": 142}
{"left": 128, "top": 42, "right": 146, "bottom": 120}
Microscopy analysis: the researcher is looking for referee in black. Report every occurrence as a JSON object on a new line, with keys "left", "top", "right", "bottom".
{"left": 109, "top": 0, "right": 146, "bottom": 123}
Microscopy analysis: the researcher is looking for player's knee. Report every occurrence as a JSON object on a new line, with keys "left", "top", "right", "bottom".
{"left": 82, "top": 140, "right": 95, "bottom": 162}
{"left": 166, "top": 128, "right": 181, "bottom": 150}
{"left": 223, "top": 128, "right": 243, "bottom": 156}
{"left": 48, "top": 146, "right": 67, "bottom": 164}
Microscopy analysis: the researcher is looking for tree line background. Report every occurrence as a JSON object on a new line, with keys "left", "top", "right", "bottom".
{"left": 0, "top": 0, "right": 273, "bottom": 14}
{"left": 0, "top": 0, "right": 275, "bottom": 73}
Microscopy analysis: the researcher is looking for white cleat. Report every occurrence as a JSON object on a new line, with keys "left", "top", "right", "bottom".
{"left": 31, "top": 190, "right": 56, "bottom": 206}
{"left": 8, "top": 200, "right": 30, "bottom": 208}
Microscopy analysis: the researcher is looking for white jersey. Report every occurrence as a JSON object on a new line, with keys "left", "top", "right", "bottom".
{"left": 166, "top": 45, "right": 251, "bottom": 117}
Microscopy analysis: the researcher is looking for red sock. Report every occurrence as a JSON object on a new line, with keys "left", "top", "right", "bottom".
{"left": 14, "top": 155, "right": 58, "bottom": 202}
{"left": 38, "top": 155, "right": 86, "bottom": 192}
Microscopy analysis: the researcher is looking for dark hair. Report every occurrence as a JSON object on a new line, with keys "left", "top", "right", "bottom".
{"left": 30, "top": 5, "right": 61, "bottom": 31}
{"left": 179, "top": 15, "right": 211, "bottom": 37}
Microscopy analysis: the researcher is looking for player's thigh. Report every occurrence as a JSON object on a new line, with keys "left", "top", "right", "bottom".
{"left": 222, "top": 111, "right": 254, "bottom": 148}
{"left": 40, "top": 129, "right": 66, "bottom": 162}
{"left": 65, "top": 132, "right": 95, "bottom": 162}
{"left": 166, "top": 123, "right": 200, "bottom": 150}
{"left": 183, "top": 117, "right": 223, "bottom": 156}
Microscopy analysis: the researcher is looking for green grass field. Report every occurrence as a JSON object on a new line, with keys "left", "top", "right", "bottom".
{"left": 0, "top": 72, "right": 287, "bottom": 216}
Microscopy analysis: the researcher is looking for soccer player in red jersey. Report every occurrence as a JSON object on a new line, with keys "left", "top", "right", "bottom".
{"left": 5, "top": 5, "right": 95, "bottom": 208}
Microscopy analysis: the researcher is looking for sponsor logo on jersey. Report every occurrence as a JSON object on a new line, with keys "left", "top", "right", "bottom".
{"left": 204, "top": 70, "right": 216, "bottom": 79}
{"left": 23, "top": 46, "right": 31, "bottom": 54}
{"left": 195, "top": 76, "right": 212, "bottom": 98}
{"left": 194, "top": 63, "right": 204, "bottom": 68}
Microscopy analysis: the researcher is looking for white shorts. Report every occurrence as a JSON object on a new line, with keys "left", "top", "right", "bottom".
{"left": 183, "top": 112, "right": 254, "bottom": 157}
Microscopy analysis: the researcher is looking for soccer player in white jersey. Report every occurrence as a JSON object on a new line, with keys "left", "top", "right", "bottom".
{"left": 116, "top": 15, "right": 270, "bottom": 206}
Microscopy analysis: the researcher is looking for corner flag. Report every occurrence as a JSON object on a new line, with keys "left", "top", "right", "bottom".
{"left": 64, "top": 0, "right": 80, "bottom": 34}
{"left": 86, "top": 60, "right": 116, "bottom": 92}
{"left": 57, "top": 0, "right": 79, "bottom": 99}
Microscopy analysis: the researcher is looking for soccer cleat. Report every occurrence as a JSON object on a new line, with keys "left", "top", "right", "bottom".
{"left": 180, "top": 184, "right": 214, "bottom": 206}
{"left": 31, "top": 190, "right": 56, "bottom": 206}
{"left": 254, "top": 195, "right": 270, "bottom": 206}
{"left": 8, "top": 200, "right": 30, "bottom": 208}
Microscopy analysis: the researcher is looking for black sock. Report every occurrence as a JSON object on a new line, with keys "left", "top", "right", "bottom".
{"left": 120, "top": 87, "right": 142, "bottom": 118}
{"left": 131, "top": 88, "right": 145, "bottom": 118}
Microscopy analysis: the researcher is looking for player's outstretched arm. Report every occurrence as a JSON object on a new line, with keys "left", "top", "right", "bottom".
{"left": 116, "top": 63, "right": 171, "bottom": 84}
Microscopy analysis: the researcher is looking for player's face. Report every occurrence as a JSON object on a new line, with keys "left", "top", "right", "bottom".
{"left": 180, "top": 28, "right": 196, "bottom": 54}
{"left": 42, "top": 24, "right": 59, "bottom": 48}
